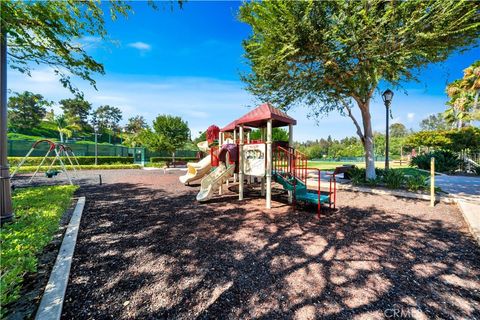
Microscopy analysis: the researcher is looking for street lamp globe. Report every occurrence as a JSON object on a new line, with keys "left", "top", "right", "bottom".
{"left": 382, "top": 89, "right": 394, "bottom": 105}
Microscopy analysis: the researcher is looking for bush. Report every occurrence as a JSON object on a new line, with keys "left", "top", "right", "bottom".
{"left": 0, "top": 186, "right": 77, "bottom": 316}
{"left": 349, "top": 168, "right": 366, "bottom": 185}
{"left": 474, "top": 165, "right": 480, "bottom": 176}
{"left": 149, "top": 156, "right": 198, "bottom": 162}
{"left": 405, "top": 175, "right": 429, "bottom": 192}
{"left": 383, "top": 169, "right": 405, "bottom": 189}
{"left": 8, "top": 156, "right": 134, "bottom": 167}
{"left": 410, "top": 150, "right": 461, "bottom": 173}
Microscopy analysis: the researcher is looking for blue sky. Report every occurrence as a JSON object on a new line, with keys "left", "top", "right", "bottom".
{"left": 8, "top": 1, "right": 480, "bottom": 141}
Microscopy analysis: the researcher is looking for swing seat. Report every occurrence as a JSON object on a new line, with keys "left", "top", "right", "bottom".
{"left": 45, "top": 170, "right": 60, "bottom": 178}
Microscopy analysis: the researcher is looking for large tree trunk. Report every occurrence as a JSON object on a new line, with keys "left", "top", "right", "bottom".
{"left": 358, "top": 101, "right": 376, "bottom": 180}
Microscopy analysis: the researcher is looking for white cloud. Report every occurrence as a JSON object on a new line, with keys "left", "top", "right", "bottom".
{"left": 127, "top": 41, "right": 152, "bottom": 52}
{"left": 407, "top": 113, "right": 415, "bottom": 121}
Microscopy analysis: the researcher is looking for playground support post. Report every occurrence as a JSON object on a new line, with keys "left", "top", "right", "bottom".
{"left": 288, "top": 124, "right": 293, "bottom": 148}
{"left": 266, "top": 120, "right": 272, "bottom": 209}
{"left": 238, "top": 125, "right": 244, "bottom": 200}
{"left": 0, "top": 32, "right": 13, "bottom": 224}
{"left": 218, "top": 131, "right": 224, "bottom": 194}
{"left": 430, "top": 157, "right": 435, "bottom": 207}
{"left": 233, "top": 129, "right": 237, "bottom": 183}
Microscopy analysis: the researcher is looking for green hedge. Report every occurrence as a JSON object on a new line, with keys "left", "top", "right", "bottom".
{"left": 8, "top": 156, "right": 134, "bottom": 167}
{"left": 11, "top": 164, "right": 141, "bottom": 173}
{"left": 150, "top": 156, "right": 199, "bottom": 162}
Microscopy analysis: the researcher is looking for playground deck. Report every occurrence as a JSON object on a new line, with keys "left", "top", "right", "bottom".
{"left": 15, "top": 170, "right": 480, "bottom": 319}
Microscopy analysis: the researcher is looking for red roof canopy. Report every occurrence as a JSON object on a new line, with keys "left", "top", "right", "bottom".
{"left": 235, "top": 103, "right": 296, "bottom": 128}
{"left": 220, "top": 120, "right": 252, "bottom": 132}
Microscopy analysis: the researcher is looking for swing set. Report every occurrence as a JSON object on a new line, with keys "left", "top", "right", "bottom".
{"left": 11, "top": 139, "right": 81, "bottom": 185}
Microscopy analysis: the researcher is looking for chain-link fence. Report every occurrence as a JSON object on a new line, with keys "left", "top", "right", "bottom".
{"left": 7, "top": 140, "right": 198, "bottom": 163}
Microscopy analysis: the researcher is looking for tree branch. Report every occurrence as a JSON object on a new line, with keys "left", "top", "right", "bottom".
{"left": 340, "top": 98, "right": 365, "bottom": 143}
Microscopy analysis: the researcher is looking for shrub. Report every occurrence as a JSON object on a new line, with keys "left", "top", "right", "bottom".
{"left": 474, "top": 165, "right": 480, "bottom": 176}
{"left": 405, "top": 175, "right": 428, "bottom": 192}
{"left": 349, "top": 168, "right": 366, "bottom": 185}
{"left": 8, "top": 156, "right": 134, "bottom": 167}
{"left": 383, "top": 169, "right": 405, "bottom": 189}
{"left": 410, "top": 150, "right": 461, "bottom": 173}
{"left": 149, "top": 156, "right": 198, "bottom": 162}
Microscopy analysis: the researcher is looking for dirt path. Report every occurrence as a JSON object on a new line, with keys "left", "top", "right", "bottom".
{"left": 59, "top": 169, "right": 480, "bottom": 319}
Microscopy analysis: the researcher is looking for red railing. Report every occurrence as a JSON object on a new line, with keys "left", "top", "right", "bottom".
{"left": 273, "top": 146, "right": 336, "bottom": 217}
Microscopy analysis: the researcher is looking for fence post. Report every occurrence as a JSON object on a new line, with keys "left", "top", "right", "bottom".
{"left": 430, "top": 157, "right": 435, "bottom": 207}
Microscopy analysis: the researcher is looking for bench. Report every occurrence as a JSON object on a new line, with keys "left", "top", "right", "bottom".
{"left": 328, "top": 165, "right": 356, "bottom": 179}
{"left": 166, "top": 161, "right": 187, "bottom": 168}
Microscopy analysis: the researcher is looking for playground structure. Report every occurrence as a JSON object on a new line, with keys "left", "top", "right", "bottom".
{"left": 195, "top": 103, "right": 337, "bottom": 216}
{"left": 10, "top": 139, "right": 81, "bottom": 185}
{"left": 179, "top": 141, "right": 212, "bottom": 185}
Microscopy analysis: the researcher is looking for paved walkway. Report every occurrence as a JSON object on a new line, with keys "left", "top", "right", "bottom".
{"left": 434, "top": 175, "right": 480, "bottom": 245}
{"left": 435, "top": 175, "right": 480, "bottom": 202}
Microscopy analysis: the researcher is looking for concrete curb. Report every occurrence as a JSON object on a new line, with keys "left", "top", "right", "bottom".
{"left": 35, "top": 197, "right": 86, "bottom": 320}
{"left": 457, "top": 200, "right": 480, "bottom": 246}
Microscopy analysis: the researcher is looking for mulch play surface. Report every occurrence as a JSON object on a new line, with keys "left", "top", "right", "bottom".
{"left": 57, "top": 169, "right": 479, "bottom": 319}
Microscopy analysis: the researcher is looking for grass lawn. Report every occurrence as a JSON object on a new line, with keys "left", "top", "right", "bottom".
{"left": 0, "top": 185, "right": 77, "bottom": 316}
{"left": 307, "top": 160, "right": 411, "bottom": 170}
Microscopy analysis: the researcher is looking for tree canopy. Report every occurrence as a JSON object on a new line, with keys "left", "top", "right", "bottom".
{"left": 7, "top": 91, "right": 50, "bottom": 130}
{"left": 59, "top": 97, "right": 92, "bottom": 130}
{"left": 444, "top": 60, "right": 480, "bottom": 127}
{"left": 419, "top": 113, "right": 451, "bottom": 131}
{"left": 1, "top": 1, "right": 135, "bottom": 95}
{"left": 126, "top": 116, "right": 148, "bottom": 134}
{"left": 389, "top": 123, "right": 408, "bottom": 138}
{"left": 239, "top": 0, "right": 480, "bottom": 178}
{"left": 142, "top": 115, "right": 190, "bottom": 160}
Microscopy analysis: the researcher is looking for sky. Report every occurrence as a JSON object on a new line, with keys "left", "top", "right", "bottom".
{"left": 7, "top": 1, "right": 480, "bottom": 142}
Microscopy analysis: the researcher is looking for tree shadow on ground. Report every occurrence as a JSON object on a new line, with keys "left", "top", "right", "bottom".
{"left": 61, "top": 175, "right": 480, "bottom": 320}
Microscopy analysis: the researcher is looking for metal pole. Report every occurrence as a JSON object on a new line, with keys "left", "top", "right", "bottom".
{"left": 385, "top": 102, "right": 390, "bottom": 169}
{"left": 94, "top": 131, "right": 98, "bottom": 165}
{"left": 266, "top": 120, "right": 272, "bottom": 209}
{"left": 430, "top": 157, "right": 435, "bottom": 207}
{"left": 0, "top": 31, "right": 13, "bottom": 224}
{"left": 238, "top": 125, "right": 244, "bottom": 201}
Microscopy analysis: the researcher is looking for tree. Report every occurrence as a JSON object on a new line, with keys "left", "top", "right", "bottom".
{"left": 125, "top": 115, "right": 147, "bottom": 134}
{"left": 7, "top": 91, "right": 49, "bottom": 130}
{"left": 239, "top": 0, "right": 480, "bottom": 179}
{"left": 59, "top": 97, "right": 92, "bottom": 131}
{"left": 92, "top": 105, "right": 123, "bottom": 144}
{"left": 389, "top": 123, "right": 408, "bottom": 138}
{"left": 250, "top": 127, "right": 289, "bottom": 142}
{"left": 55, "top": 114, "right": 80, "bottom": 143}
{"left": 406, "top": 127, "right": 480, "bottom": 152}
{"left": 444, "top": 60, "right": 480, "bottom": 128}
{"left": 2, "top": 1, "right": 134, "bottom": 95}
{"left": 419, "top": 113, "right": 451, "bottom": 131}
{"left": 147, "top": 115, "right": 190, "bottom": 161}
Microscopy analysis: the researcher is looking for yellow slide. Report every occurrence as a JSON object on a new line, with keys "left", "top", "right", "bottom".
{"left": 179, "top": 141, "right": 212, "bottom": 185}
{"left": 196, "top": 163, "right": 235, "bottom": 202}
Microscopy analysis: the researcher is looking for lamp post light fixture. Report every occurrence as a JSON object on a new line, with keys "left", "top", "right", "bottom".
{"left": 94, "top": 124, "right": 99, "bottom": 166}
{"left": 382, "top": 89, "right": 394, "bottom": 170}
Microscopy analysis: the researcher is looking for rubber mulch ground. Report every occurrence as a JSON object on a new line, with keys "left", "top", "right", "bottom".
{"left": 56, "top": 169, "right": 480, "bottom": 319}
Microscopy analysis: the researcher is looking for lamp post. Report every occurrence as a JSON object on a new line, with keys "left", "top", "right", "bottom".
{"left": 94, "top": 124, "right": 99, "bottom": 166}
{"left": 382, "top": 89, "right": 394, "bottom": 169}
{"left": 1, "top": 32, "right": 13, "bottom": 224}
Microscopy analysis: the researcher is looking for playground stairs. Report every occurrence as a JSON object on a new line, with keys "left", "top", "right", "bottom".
{"left": 273, "top": 146, "right": 336, "bottom": 216}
